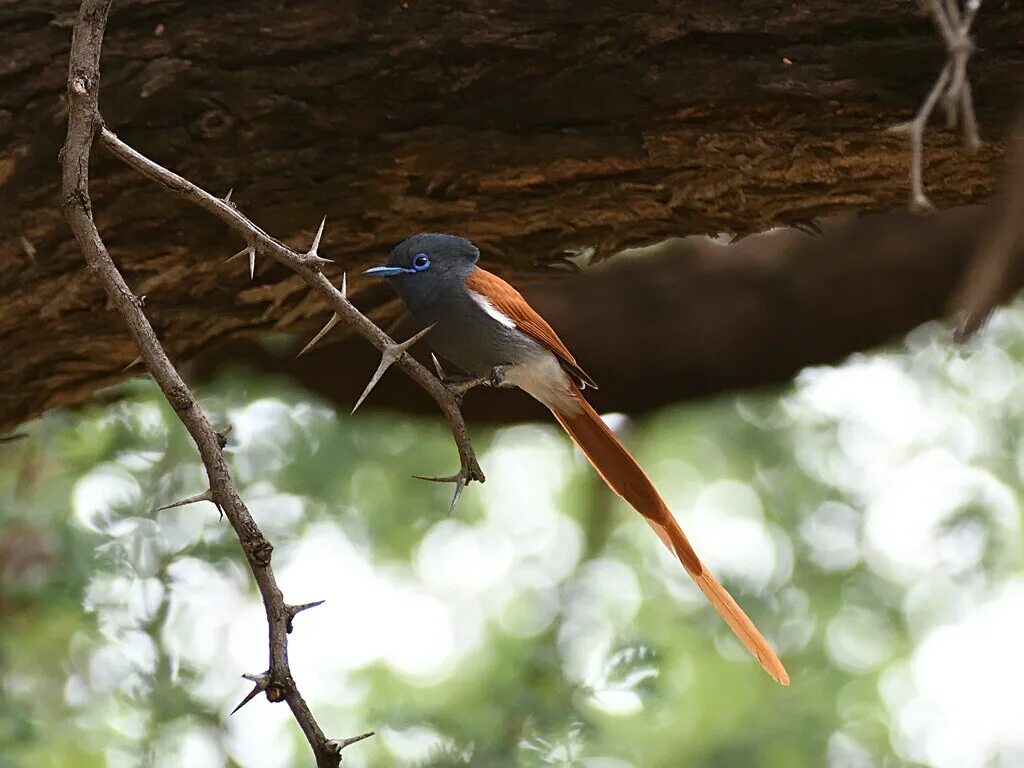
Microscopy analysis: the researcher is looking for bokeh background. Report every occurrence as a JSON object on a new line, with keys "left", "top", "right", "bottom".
{"left": 3, "top": 303, "right": 1024, "bottom": 768}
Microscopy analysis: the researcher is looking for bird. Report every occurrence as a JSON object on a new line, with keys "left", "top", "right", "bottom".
{"left": 364, "top": 232, "right": 789, "bottom": 685}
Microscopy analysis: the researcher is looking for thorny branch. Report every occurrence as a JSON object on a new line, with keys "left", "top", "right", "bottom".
{"left": 889, "top": 0, "right": 983, "bottom": 212}
{"left": 98, "top": 127, "right": 485, "bottom": 503}
{"left": 55, "top": 0, "right": 460, "bottom": 764}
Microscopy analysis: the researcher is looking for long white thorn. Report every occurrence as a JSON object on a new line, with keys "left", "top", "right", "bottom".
{"left": 153, "top": 488, "right": 215, "bottom": 512}
{"left": 341, "top": 271, "right": 347, "bottom": 300}
{"left": 297, "top": 313, "right": 341, "bottom": 357}
{"left": 430, "top": 352, "right": 447, "bottom": 379}
{"left": 230, "top": 671, "right": 270, "bottom": 716}
{"left": 226, "top": 244, "right": 257, "bottom": 277}
{"left": 351, "top": 324, "right": 435, "bottom": 414}
{"left": 310, "top": 216, "right": 325, "bottom": 255}
{"left": 302, "top": 216, "right": 332, "bottom": 265}
{"left": 412, "top": 471, "right": 469, "bottom": 511}
{"left": 326, "top": 733, "right": 376, "bottom": 754}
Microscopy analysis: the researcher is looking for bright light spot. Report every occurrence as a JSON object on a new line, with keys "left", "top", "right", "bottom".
{"left": 590, "top": 688, "right": 644, "bottom": 717}
{"left": 482, "top": 425, "right": 585, "bottom": 589}
{"left": 825, "top": 606, "right": 896, "bottom": 673}
{"left": 380, "top": 587, "right": 457, "bottom": 680}
{"left": 887, "top": 579, "right": 1024, "bottom": 768}
{"left": 795, "top": 359, "right": 925, "bottom": 473}
{"left": 245, "top": 484, "right": 306, "bottom": 537}
{"left": 274, "top": 524, "right": 473, "bottom": 684}
{"left": 227, "top": 702, "right": 291, "bottom": 768}
{"left": 582, "top": 758, "right": 637, "bottom": 768}
{"left": 227, "top": 398, "right": 299, "bottom": 480}
{"left": 865, "top": 448, "right": 1014, "bottom": 583}
{"left": 828, "top": 730, "right": 874, "bottom": 768}
{"left": 155, "top": 724, "right": 224, "bottom": 768}
{"left": 800, "top": 501, "right": 862, "bottom": 571}
{"left": 381, "top": 725, "right": 452, "bottom": 764}
{"left": 559, "top": 559, "right": 641, "bottom": 684}
{"left": 72, "top": 464, "right": 142, "bottom": 532}
{"left": 497, "top": 587, "right": 560, "bottom": 638}
{"left": 415, "top": 519, "right": 511, "bottom": 597}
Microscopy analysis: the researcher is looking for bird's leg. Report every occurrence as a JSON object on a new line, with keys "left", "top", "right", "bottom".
{"left": 430, "top": 354, "right": 488, "bottom": 397}
{"left": 430, "top": 356, "right": 513, "bottom": 399}
{"left": 443, "top": 377, "right": 486, "bottom": 398}
{"left": 441, "top": 372, "right": 482, "bottom": 388}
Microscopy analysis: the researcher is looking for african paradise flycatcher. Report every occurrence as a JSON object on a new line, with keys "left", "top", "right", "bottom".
{"left": 365, "top": 233, "right": 789, "bottom": 685}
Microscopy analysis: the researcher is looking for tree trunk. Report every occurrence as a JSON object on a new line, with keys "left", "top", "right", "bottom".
{"left": 2, "top": 0, "right": 1023, "bottom": 430}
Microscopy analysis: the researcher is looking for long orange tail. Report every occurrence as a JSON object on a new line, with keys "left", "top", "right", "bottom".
{"left": 551, "top": 388, "right": 789, "bottom": 685}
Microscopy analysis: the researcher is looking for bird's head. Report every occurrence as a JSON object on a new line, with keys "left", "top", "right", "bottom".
{"left": 365, "top": 233, "right": 479, "bottom": 280}
{"left": 364, "top": 233, "right": 480, "bottom": 306}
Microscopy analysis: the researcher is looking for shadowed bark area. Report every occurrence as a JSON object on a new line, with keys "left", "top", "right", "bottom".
{"left": 2, "top": 0, "right": 1024, "bottom": 430}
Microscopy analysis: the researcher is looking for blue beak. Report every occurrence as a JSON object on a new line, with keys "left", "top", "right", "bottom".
{"left": 363, "top": 265, "right": 413, "bottom": 278}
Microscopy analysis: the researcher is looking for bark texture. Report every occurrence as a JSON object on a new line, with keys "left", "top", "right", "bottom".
{"left": 2, "top": 0, "right": 1024, "bottom": 429}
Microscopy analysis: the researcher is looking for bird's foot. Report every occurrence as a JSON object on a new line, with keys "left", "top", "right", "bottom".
{"left": 430, "top": 355, "right": 510, "bottom": 396}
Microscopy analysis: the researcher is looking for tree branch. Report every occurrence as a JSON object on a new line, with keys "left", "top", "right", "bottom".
{"left": 97, "top": 126, "right": 485, "bottom": 500}
{"left": 60, "top": 1, "right": 380, "bottom": 764}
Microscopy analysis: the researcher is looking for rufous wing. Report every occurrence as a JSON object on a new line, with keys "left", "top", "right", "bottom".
{"left": 464, "top": 268, "right": 598, "bottom": 389}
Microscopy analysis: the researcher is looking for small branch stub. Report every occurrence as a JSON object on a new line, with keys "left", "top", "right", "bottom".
{"left": 327, "top": 732, "right": 376, "bottom": 755}
{"left": 285, "top": 599, "right": 326, "bottom": 633}
{"left": 152, "top": 488, "right": 215, "bottom": 512}
{"left": 412, "top": 470, "right": 471, "bottom": 512}
{"left": 215, "top": 423, "right": 233, "bottom": 448}
{"left": 231, "top": 671, "right": 272, "bottom": 715}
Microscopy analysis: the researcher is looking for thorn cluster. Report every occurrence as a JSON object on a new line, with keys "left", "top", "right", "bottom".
{"left": 231, "top": 671, "right": 272, "bottom": 715}
{"left": 303, "top": 216, "right": 333, "bottom": 267}
{"left": 351, "top": 323, "right": 436, "bottom": 414}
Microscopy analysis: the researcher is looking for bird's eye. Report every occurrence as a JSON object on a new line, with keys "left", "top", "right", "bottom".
{"left": 412, "top": 253, "right": 431, "bottom": 271}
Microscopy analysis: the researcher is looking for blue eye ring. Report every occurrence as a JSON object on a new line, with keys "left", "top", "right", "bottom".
{"left": 412, "top": 253, "right": 431, "bottom": 271}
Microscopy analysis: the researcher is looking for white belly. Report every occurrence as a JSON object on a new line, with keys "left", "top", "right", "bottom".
{"left": 503, "top": 350, "right": 582, "bottom": 415}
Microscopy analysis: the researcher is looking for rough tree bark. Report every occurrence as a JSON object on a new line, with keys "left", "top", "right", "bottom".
{"left": 2, "top": 0, "right": 1024, "bottom": 430}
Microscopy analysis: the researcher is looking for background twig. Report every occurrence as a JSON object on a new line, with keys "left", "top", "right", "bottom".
{"left": 888, "top": 0, "right": 983, "bottom": 211}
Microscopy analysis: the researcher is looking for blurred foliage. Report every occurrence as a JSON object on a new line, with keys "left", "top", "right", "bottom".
{"left": 3, "top": 309, "right": 1024, "bottom": 768}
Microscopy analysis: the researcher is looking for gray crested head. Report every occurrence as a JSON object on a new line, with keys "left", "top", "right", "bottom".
{"left": 364, "top": 233, "right": 480, "bottom": 310}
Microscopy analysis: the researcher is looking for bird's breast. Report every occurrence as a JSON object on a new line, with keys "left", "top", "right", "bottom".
{"left": 408, "top": 285, "right": 543, "bottom": 378}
